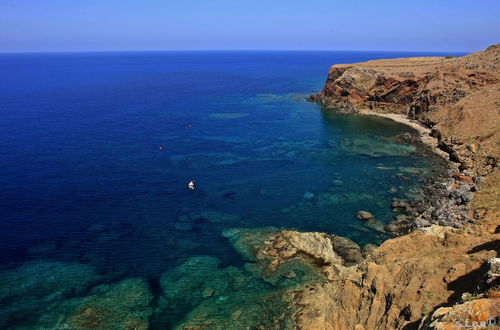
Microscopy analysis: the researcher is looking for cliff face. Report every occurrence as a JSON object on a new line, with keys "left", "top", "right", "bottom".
{"left": 312, "top": 44, "right": 500, "bottom": 177}
{"left": 294, "top": 45, "right": 500, "bottom": 329}
{"left": 291, "top": 226, "right": 499, "bottom": 330}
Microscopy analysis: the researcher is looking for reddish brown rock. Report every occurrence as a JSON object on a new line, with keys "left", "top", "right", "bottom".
{"left": 311, "top": 44, "right": 500, "bottom": 177}
{"left": 292, "top": 226, "right": 499, "bottom": 330}
{"left": 419, "top": 296, "right": 500, "bottom": 329}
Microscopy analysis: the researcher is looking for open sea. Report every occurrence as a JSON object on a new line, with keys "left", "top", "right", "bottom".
{"left": 0, "top": 51, "right": 460, "bottom": 329}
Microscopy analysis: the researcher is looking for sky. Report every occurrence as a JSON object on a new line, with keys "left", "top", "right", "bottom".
{"left": 0, "top": 0, "right": 499, "bottom": 53}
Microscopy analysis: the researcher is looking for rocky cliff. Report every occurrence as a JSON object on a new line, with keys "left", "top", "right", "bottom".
{"left": 213, "top": 224, "right": 499, "bottom": 330}
{"left": 294, "top": 45, "right": 500, "bottom": 329}
{"left": 311, "top": 44, "right": 499, "bottom": 177}
{"left": 174, "top": 46, "right": 499, "bottom": 330}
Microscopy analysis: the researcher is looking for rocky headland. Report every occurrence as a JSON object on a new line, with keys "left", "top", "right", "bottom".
{"left": 2, "top": 47, "right": 497, "bottom": 330}
{"left": 290, "top": 44, "right": 499, "bottom": 328}
{"left": 169, "top": 45, "right": 500, "bottom": 330}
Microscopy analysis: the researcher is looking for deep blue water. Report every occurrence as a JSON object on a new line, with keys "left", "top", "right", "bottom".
{"left": 0, "top": 51, "right": 460, "bottom": 328}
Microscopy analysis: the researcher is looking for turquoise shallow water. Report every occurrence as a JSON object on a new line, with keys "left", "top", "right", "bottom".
{"left": 0, "top": 51, "right": 456, "bottom": 328}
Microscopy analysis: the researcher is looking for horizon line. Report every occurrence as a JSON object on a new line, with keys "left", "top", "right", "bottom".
{"left": 0, "top": 48, "right": 471, "bottom": 55}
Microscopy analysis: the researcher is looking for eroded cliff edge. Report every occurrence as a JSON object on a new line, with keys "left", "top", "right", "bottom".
{"left": 310, "top": 44, "right": 499, "bottom": 178}
{"left": 296, "top": 45, "right": 499, "bottom": 329}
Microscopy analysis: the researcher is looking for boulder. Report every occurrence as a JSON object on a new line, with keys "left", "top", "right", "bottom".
{"left": 357, "top": 211, "right": 374, "bottom": 220}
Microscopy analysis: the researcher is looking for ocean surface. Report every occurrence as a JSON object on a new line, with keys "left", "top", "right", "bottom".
{"left": 0, "top": 51, "right": 460, "bottom": 328}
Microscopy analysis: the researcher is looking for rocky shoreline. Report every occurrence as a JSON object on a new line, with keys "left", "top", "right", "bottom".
{"left": 283, "top": 45, "right": 499, "bottom": 329}
{"left": 307, "top": 45, "right": 500, "bottom": 234}
{"left": 359, "top": 113, "right": 478, "bottom": 234}
{"left": 172, "top": 45, "right": 499, "bottom": 329}
{"left": 2, "top": 47, "right": 496, "bottom": 330}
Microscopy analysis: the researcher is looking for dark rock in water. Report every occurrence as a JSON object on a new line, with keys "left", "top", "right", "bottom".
{"left": 384, "top": 223, "right": 400, "bottom": 233}
{"left": 387, "top": 168, "right": 475, "bottom": 234}
{"left": 0, "top": 261, "right": 103, "bottom": 329}
{"left": 201, "top": 286, "right": 215, "bottom": 298}
{"left": 34, "top": 278, "right": 153, "bottom": 330}
{"left": 391, "top": 199, "right": 408, "bottom": 210}
{"left": 390, "top": 132, "right": 420, "bottom": 145}
{"left": 331, "top": 179, "right": 344, "bottom": 186}
{"left": 388, "top": 186, "right": 398, "bottom": 194}
{"left": 331, "top": 236, "right": 364, "bottom": 266}
{"left": 356, "top": 211, "right": 374, "bottom": 220}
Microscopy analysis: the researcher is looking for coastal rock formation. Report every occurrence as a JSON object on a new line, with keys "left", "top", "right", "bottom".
{"left": 310, "top": 44, "right": 499, "bottom": 177}
{"left": 218, "top": 226, "right": 498, "bottom": 330}
{"left": 292, "top": 225, "right": 499, "bottom": 330}
{"left": 295, "top": 45, "right": 500, "bottom": 329}
{"left": 384, "top": 170, "right": 478, "bottom": 233}
{"left": 158, "top": 229, "right": 332, "bottom": 329}
{"left": 264, "top": 230, "right": 343, "bottom": 266}
{"left": 419, "top": 296, "right": 500, "bottom": 329}
{"left": 250, "top": 229, "right": 365, "bottom": 268}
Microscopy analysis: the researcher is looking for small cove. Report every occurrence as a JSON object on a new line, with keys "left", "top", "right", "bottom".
{"left": 0, "top": 51, "right": 455, "bottom": 328}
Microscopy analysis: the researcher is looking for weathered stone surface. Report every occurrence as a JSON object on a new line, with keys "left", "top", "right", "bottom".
{"left": 293, "top": 226, "right": 499, "bottom": 330}
{"left": 419, "top": 296, "right": 500, "bottom": 330}
{"left": 486, "top": 257, "right": 500, "bottom": 286}
{"left": 264, "top": 230, "right": 343, "bottom": 266}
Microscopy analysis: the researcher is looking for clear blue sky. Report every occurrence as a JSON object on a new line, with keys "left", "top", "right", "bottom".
{"left": 1, "top": 0, "right": 499, "bottom": 52}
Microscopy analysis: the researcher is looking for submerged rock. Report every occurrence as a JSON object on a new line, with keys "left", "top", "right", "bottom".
{"left": 175, "top": 283, "right": 296, "bottom": 330}
{"left": 0, "top": 261, "right": 102, "bottom": 328}
{"left": 175, "top": 210, "right": 242, "bottom": 232}
{"left": 364, "top": 219, "right": 386, "bottom": 233}
{"left": 37, "top": 278, "right": 153, "bottom": 330}
{"left": 209, "top": 112, "right": 249, "bottom": 119}
{"left": 331, "top": 179, "right": 344, "bottom": 186}
{"left": 154, "top": 253, "right": 298, "bottom": 329}
{"left": 302, "top": 192, "right": 315, "bottom": 200}
{"left": 0, "top": 261, "right": 101, "bottom": 300}
{"left": 222, "top": 227, "right": 279, "bottom": 261}
{"left": 0, "top": 262, "right": 152, "bottom": 329}
{"left": 338, "top": 137, "right": 416, "bottom": 158}
{"left": 356, "top": 210, "right": 374, "bottom": 220}
{"left": 171, "top": 152, "right": 251, "bottom": 168}
{"left": 67, "top": 278, "right": 152, "bottom": 330}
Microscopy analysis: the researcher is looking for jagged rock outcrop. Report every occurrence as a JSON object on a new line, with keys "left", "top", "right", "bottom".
{"left": 300, "top": 45, "right": 500, "bottom": 330}
{"left": 419, "top": 296, "right": 500, "bottom": 329}
{"left": 310, "top": 44, "right": 500, "bottom": 177}
{"left": 259, "top": 230, "right": 364, "bottom": 268}
{"left": 291, "top": 225, "right": 499, "bottom": 330}
{"left": 384, "top": 170, "right": 479, "bottom": 233}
